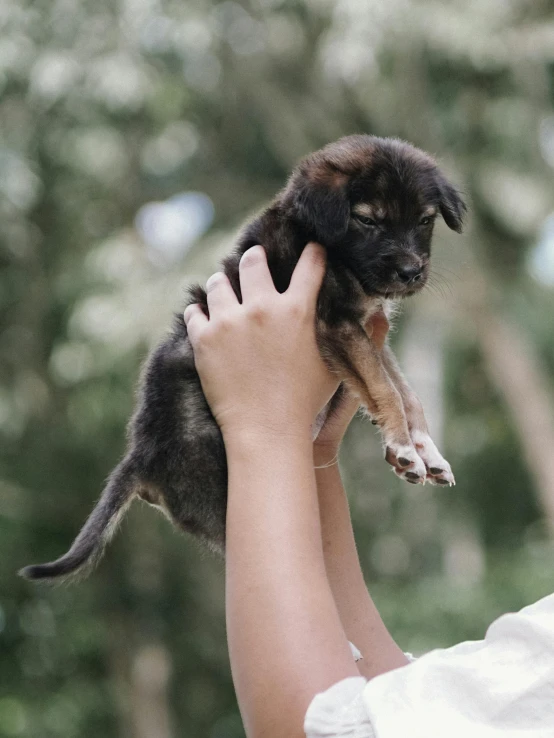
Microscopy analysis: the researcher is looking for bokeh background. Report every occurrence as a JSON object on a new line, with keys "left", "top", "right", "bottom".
{"left": 2, "top": 0, "right": 554, "bottom": 736}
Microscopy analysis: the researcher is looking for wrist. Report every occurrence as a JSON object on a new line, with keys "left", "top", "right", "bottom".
{"left": 219, "top": 408, "right": 310, "bottom": 440}
{"left": 313, "top": 444, "right": 340, "bottom": 469}
{"left": 313, "top": 441, "right": 342, "bottom": 467}
{"left": 223, "top": 422, "right": 313, "bottom": 457}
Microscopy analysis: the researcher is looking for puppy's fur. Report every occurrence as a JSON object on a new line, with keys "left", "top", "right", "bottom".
{"left": 21, "top": 135, "right": 465, "bottom": 582}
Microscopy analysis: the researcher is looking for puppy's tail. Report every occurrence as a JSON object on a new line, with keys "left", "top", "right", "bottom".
{"left": 19, "top": 459, "right": 138, "bottom": 583}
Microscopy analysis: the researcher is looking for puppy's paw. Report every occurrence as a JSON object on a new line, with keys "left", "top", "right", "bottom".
{"left": 385, "top": 443, "right": 427, "bottom": 485}
{"left": 411, "top": 430, "right": 455, "bottom": 487}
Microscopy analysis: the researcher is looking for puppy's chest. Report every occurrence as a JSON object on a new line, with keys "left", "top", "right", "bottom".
{"left": 361, "top": 297, "right": 397, "bottom": 350}
{"left": 362, "top": 296, "right": 396, "bottom": 322}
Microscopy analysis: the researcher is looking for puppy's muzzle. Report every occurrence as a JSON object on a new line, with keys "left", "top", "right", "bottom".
{"left": 396, "top": 264, "right": 423, "bottom": 284}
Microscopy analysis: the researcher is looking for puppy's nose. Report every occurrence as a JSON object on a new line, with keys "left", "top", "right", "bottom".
{"left": 396, "top": 265, "right": 422, "bottom": 284}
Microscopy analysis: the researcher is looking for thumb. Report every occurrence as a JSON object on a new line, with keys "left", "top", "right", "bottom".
{"left": 287, "top": 242, "right": 326, "bottom": 307}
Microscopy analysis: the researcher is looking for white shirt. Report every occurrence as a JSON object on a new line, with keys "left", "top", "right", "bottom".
{"left": 305, "top": 592, "right": 554, "bottom": 737}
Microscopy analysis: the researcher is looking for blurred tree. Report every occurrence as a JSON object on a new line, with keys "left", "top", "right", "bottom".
{"left": 1, "top": 1, "right": 553, "bottom": 736}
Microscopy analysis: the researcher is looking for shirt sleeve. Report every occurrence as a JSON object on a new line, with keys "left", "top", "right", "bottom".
{"left": 303, "top": 641, "right": 371, "bottom": 737}
{"left": 305, "top": 593, "right": 554, "bottom": 738}
{"left": 304, "top": 676, "right": 373, "bottom": 738}
{"left": 304, "top": 642, "right": 413, "bottom": 737}
{"left": 362, "top": 592, "right": 554, "bottom": 738}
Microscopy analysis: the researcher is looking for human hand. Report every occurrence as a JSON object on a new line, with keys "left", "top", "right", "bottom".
{"left": 184, "top": 243, "right": 338, "bottom": 444}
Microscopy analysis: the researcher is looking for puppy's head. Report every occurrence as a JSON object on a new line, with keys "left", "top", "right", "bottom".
{"left": 281, "top": 135, "right": 466, "bottom": 298}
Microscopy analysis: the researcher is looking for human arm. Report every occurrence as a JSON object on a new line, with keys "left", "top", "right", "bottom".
{"left": 314, "top": 398, "right": 409, "bottom": 679}
{"left": 186, "top": 246, "right": 554, "bottom": 737}
{"left": 184, "top": 244, "right": 360, "bottom": 738}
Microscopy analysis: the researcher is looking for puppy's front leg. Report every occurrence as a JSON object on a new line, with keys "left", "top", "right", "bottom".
{"left": 380, "top": 346, "right": 455, "bottom": 486}
{"left": 321, "top": 324, "right": 427, "bottom": 484}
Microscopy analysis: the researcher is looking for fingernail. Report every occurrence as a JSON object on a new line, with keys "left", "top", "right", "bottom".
{"left": 240, "top": 245, "right": 264, "bottom": 265}
{"left": 206, "top": 272, "right": 224, "bottom": 290}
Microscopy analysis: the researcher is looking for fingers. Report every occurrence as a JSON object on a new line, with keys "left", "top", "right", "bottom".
{"left": 206, "top": 271, "right": 236, "bottom": 315}
{"left": 186, "top": 241, "right": 325, "bottom": 347}
{"left": 239, "top": 245, "right": 275, "bottom": 302}
{"left": 287, "top": 242, "right": 326, "bottom": 309}
{"left": 185, "top": 272, "right": 237, "bottom": 346}
{"left": 183, "top": 303, "right": 208, "bottom": 345}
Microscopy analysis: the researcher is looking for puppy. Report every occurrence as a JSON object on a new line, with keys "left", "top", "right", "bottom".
{"left": 21, "top": 135, "right": 465, "bottom": 582}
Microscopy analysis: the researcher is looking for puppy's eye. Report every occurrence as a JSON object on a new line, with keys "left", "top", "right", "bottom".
{"left": 355, "top": 215, "right": 377, "bottom": 227}
{"left": 419, "top": 216, "right": 434, "bottom": 226}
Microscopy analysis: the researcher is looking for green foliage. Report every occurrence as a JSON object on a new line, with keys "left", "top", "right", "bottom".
{"left": 1, "top": 0, "right": 553, "bottom": 735}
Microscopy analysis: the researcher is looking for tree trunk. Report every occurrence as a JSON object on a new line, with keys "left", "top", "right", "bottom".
{"left": 474, "top": 307, "right": 554, "bottom": 535}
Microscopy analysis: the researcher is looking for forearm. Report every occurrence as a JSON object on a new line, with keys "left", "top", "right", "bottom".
{"left": 225, "top": 431, "right": 360, "bottom": 738}
{"left": 314, "top": 448, "right": 408, "bottom": 679}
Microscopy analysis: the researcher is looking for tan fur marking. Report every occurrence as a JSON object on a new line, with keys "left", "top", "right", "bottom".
{"left": 138, "top": 485, "right": 163, "bottom": 506}
{"left": 305, "top": 158, "right": 348, "bottom": 189}
{"left": 380, "top": 345, "right": 429, "bottom": 435}
{"left": 352, "top": 202, "right": 387, "bottom": 221}
{"left": 323, "top": 325, "right": 412, "bottom": 448}
{"left": 366, "top": 310, "right": 390, "bottom": 352}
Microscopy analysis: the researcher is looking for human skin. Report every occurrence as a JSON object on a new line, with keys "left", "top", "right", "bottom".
{"left": 184, "top": 243, "right": 407, "bottom": 738}
{"left": 314, "top": 410, "right": 409, "bottom": 682}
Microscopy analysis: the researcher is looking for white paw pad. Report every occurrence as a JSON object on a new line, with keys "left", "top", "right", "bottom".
{"left": 411, "top": 431, "right": 455, "bottom": 487}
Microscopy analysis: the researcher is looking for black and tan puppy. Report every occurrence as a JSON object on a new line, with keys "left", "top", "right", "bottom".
{"left": 21, "top": 135, "right": 465, "bottom": 582}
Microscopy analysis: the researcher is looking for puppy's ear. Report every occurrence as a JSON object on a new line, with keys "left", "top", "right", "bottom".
{"left": 282, "top": 159, "right": 351, "bottom": 242}
{"left": 436, "top": 174, "right": 466, "bottom": 233}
